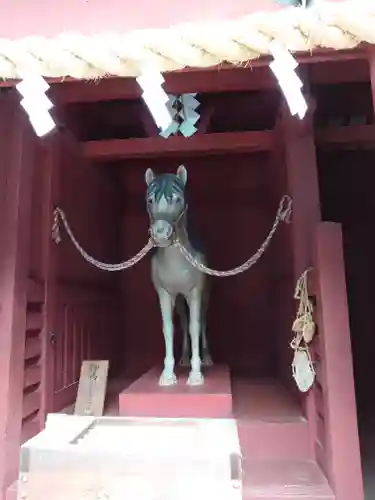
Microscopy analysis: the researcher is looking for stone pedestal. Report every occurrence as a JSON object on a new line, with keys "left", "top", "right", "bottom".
{"left": 119, "top": 365, "right": 232, "bottom": 418}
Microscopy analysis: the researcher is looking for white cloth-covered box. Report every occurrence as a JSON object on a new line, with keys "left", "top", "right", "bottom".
{"left": 18, "top": 414, "right": 242, "bottom": 500}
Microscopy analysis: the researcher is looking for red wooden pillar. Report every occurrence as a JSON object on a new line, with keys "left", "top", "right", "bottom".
{"left": 39, "top": 134, "right": 61, "bottom": 419}
{"left": 0, "top": 93, "right": 35, "bottom": 496}
{"left": 368, "top": 47, "right": 375, "bottom": 117}
{"left": 315, "top": 223, "right": 364, "bottom": 500}
{"left": 277, "top": 101, "right": 321, "bottom": 445}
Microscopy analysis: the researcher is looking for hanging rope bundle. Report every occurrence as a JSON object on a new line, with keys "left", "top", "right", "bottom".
{"left": 0, "top": 1, "right": 374, "bottom": 80}
{"left": 291, "top": 268, "right": 316, "bottom": 392}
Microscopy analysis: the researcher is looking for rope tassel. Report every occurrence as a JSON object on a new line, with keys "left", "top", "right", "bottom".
{"left": 291, "top": 268, "right": 316, "bottom": 392}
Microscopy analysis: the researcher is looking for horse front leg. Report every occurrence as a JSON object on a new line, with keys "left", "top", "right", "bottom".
{"left": 157, "top": 288, "right": 177, "bottom": 386}
{"left": 186, "top": 288, "right": 204, "bottom": 386}
{"left": 176, "top": 297, "right": 190, "bottom": 367}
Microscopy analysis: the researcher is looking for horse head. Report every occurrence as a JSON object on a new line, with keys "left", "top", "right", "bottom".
{"left": 145, "top": 165, "right": 188, "bottom": 247}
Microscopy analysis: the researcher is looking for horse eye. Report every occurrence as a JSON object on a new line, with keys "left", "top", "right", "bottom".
{"left": 147, "top": 197, "right": 153, "bottom": 204}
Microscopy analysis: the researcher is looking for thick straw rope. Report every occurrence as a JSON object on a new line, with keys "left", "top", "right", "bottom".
{"left": 0, "top": 1, "right": 374, "bottom": 80}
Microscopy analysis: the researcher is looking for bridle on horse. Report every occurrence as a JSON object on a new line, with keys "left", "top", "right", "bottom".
{"left": 147, "top": 203, "right": 188, "bottom": 246}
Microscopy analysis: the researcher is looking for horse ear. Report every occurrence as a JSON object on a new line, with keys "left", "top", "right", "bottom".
{"left": 176, "top": 164, "right": 187, "bottom": 186}
{"left": 145, "top": 168, "right": 155, "bottom": 186}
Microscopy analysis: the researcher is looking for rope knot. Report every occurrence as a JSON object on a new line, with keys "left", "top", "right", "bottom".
{"left": 279, "top": 195, "right": 293, "bottom": 223}
{"left": 52, "top": 207, "right": 61, "bottom": 244}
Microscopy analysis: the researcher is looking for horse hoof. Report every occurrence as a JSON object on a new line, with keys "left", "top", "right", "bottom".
{"left": 202, "top": 355, "right": 214, "bottom": 367}
{"left": 158, "top": 372, "right": 177, "bottom": 386}
{"left": 187, "top": 371, "right": 204, "bottom": 386}
{"left": 179, "top": 357, "right": 190, "bottom": 367}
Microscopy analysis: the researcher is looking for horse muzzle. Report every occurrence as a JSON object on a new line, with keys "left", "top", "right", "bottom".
{"left": 149, "top": 220, "right": 174, "bottom": 247}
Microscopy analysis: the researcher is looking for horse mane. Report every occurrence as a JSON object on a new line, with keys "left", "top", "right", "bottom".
{"left": 147, "top": 172, "right": 206, "bottom": 255}
{"left": 147, "top": 173, "right": 184, "bottom": 202}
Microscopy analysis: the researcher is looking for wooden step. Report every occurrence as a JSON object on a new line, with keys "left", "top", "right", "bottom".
{"left": 232, "top": 378, "right": 312, "bottom": 460}
{"left": 237, "top": 419, "right": 312, "bottom": 460}
{"left": 243, "top": 459, "right": 334, "bottom": 500}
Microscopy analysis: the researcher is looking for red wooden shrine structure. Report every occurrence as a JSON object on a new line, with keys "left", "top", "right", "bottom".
{"left": 1, "top": 1, "right": 375, "bottom": 500}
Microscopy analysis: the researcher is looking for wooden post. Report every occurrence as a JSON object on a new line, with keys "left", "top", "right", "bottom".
{"left": 0, "top": 93, "right": 35, "bottom": 496}
{"left": 277, "top": 100, "right": 321, "bottom": 450}
{"left": 368, "top": 47, "right": 375, "bottom": 118}
{"left": 279, "top": 101, "right": 321, "bottom": 278}
{"left": 39, "top": 134, "right": 61, "bottom": 419}
{"left": 315, "top": 223, "right": 364, "bottom": 500}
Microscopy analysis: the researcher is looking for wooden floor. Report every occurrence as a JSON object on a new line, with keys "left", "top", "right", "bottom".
{"left": 62, "top": 375, "right": 304, "bottom": 420}
{"left": 58, "top": 374, "right": 335, "bottom": 499}
{"left": 231, "top": 377, "right": 304, "bottom": 422}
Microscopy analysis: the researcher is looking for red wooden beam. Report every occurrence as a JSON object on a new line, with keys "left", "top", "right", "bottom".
{"left": 53, "top": 67, "right": 274, "bottom": 104}
{"left": 52, "top": 55, "right": 369, "bottom": 105}
{"left": 82, "top": 130, "right": 275, "bottom": 161}
{"left": 315, "top": 124, "right": 375, "bottom": 149}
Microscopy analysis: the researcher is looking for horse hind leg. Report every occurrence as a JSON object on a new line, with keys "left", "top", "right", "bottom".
{"left": 201, "top": 315, "right": 213, "bottom": 367}
{"left": 177, "top": 297, "right": 189, "bottom": 366}
{"left": 186, "top": 288, "right": 204, "bottom": 386}
{"left": 176, "top": 296, "right": 190, "bottom": 367}
{"left": 201, "top": 289, "right": 213, "bottom": 367}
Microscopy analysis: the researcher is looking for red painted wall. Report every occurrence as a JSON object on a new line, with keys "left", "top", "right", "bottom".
{"left": 117, "top": 153, "right": 293, "bottom": 377}
{"left": 51, "top": 135, "right": 124, "bottom": 386}
{"left": 318, "top": 149, "right": 375, "bottom": 417}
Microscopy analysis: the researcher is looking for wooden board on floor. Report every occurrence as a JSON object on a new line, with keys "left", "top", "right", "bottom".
{"left": 74, "top": 360, "right": 109, "bottom": 417}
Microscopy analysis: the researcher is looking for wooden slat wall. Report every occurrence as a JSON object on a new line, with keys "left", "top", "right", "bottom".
{"left": 311, "top": 340, "right": 329, "bottom": 478}
{"left": 21, "top": 279, "right": 44, "bottom": 444}
{"left": 52, "top": 280, "right": 121, "bottom": 411}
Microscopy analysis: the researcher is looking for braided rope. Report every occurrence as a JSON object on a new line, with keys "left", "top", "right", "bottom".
{"left": 0, "top": 2, "right": 374, "bottom": 80}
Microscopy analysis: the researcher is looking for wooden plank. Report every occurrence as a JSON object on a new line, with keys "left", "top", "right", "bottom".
{"left": 315, "top": 124, "right": 375, "bottom": 149}
{"left": 27, "top": 279, "right": 45, "bottom": 303}
{"left": 50, "top": 51, "right": 368, "bottom": 104}
{"left": 24, "top": 338, "right": 42, "bottom": 360}
{"left": 21, "top": 418, "right": 40, "bottom": 444}
{"left": 24, "top": 365, "right": 42, "bottom": 389}
{"left": 57, "top": 280, "right": 120, "bottom": 304}
{"left": 22, "top": 391, "right": 41, "bottom": 419}
{"left": 83, "top": 130, "right": 275, "bottom": 161}
{"left": 25, "top": 312, "right": 43, "bottom": 331}
{"left": 74, "top": 360, "right": 109, "bottom": 417}
{"left": 308, "top": 58, "right": 369, "bottom": 86}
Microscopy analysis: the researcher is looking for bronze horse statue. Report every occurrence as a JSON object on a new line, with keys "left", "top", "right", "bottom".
{"left": 145, "top": 165, "right": 213, "bottom": 386}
